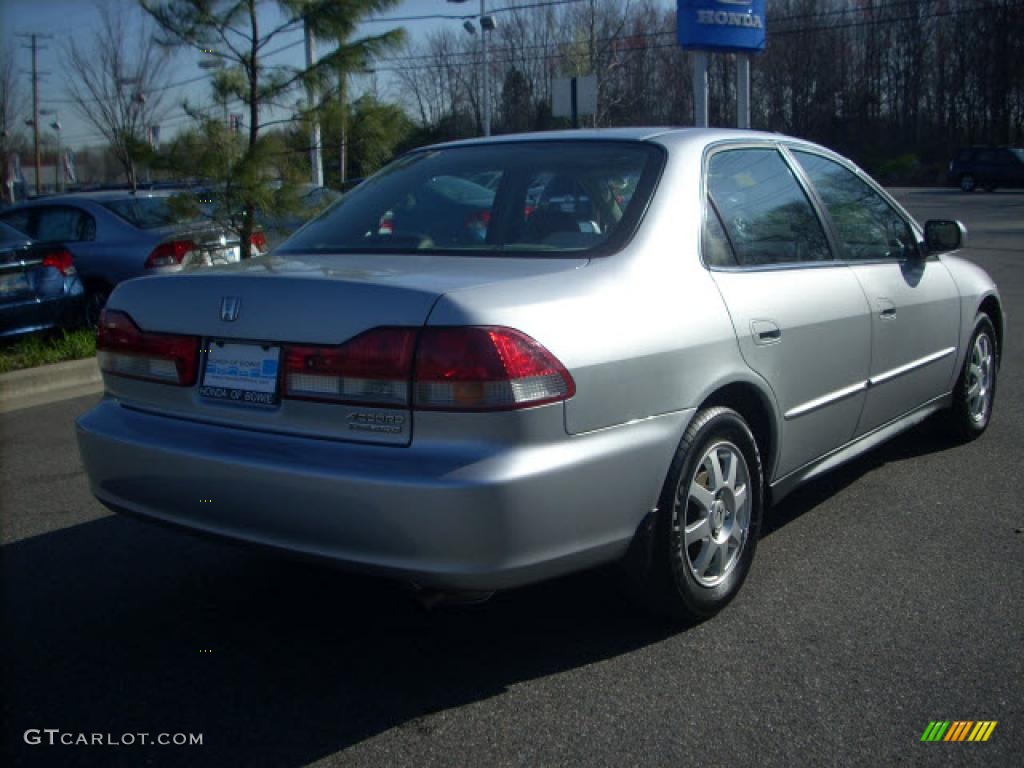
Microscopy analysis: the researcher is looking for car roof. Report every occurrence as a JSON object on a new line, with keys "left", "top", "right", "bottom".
{"left": 8, "top": 190, "right": 179, "bottom": 209}
{"left": 424, "top": 126, "right": 814, "bottom": 152}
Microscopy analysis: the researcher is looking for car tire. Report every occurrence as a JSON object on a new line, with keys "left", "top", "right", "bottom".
{"left": 959, "top": 174, "right": 977, "bottom": 192}
{"left": 983, "top": 184, "right": 998, "bottom": 193}
{"left": 634, "top": 407, "right": 764, "bottom": 622}
{"left": 84, "top": 284, "right": 111, "bottom": 329}
{"left": 945, "top": 314, "right": 998, "bottom": 441}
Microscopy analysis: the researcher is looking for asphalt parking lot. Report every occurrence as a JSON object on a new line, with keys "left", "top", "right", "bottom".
{"left": 1, "top": 188, "right": 1021, "bottom": 767}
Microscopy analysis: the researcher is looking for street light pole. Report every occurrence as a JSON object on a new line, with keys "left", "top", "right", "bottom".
{"left": 304, "top": 20, "right": 324, "bottom": 187}
{"left": 50, "top": 115, "right": 61, "bottom": 192}
{"left": 449, "top": 0, "right": 493, "bottom": 137}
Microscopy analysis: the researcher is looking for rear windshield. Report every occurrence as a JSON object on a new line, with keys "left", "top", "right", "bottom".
{"left": 0, "top": 220, "right": 30, "bottom": 244}
{"left": 277, "top": 141, "right": 664, "bottom": 257}
{"left": 102, "top": 197, "right": 200, "bottom": 229}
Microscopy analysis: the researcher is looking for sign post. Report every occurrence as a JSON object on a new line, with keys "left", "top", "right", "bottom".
{"left": 552, "top": 74, "right": 598, "bottom": 127}
{"left": 693, "top": 52, "right": 708, "bottom": 128}
{"left": 677, "top": 0, "right": 766, "bottom": 129}
{"left": 737, "top": 55, "right": 750, "bottom": 129}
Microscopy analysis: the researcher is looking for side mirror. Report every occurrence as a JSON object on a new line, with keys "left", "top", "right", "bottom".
{"left": 924, "top": 220, "right": 968, "bottom": 253}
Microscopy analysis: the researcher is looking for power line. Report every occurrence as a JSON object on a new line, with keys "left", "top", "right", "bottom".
{"left": 366, "top": 0, "right": 1007, "bottom": 70}
{"left": 359, "top": 0, "right": 587, "bottom": 24}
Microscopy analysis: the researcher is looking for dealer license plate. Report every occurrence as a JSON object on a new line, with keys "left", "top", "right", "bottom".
{"left": 0, "top": 272, "right": 30, "bottom": 297}
{"left": 200, "top": 341, "right": 280, "bottom": 406}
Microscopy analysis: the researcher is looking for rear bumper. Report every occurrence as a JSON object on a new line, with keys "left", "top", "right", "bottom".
{"left": 76, "top": 399, "right": 690, "bottom": 590}
{"left": 0, "top": 291, "right": 85, "bottom": 337}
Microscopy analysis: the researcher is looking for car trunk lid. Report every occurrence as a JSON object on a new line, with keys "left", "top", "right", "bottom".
{"left": 148, "top": 223, "right": 246, "bottom": 266}
{"left": 101, "top": 251, "right": 586, "bottom": 444}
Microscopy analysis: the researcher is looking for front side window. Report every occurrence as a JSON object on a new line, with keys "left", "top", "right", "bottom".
{"left": 706, "top": 148, "right": 831, "bottom": 266}
{"left": 278, "top": 141, "right": 663, "bottom": 257}
{"left": 792, "top": 150, "right": 918, "bottom": 261}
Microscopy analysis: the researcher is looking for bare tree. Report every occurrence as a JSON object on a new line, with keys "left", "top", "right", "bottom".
{"left": 63, "top": 2, "right": 172, "bottom": 191}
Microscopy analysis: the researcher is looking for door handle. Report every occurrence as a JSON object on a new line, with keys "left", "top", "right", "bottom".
{"left": 878, "top": 298, "right": 897, "bottom": 319}
{"left": 751, "top": 320, "right": 782, "bottom": 345}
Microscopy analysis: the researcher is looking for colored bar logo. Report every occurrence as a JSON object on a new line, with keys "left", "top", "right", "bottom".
{"left": 921, "top": 721, "right": 997, "bottom": 742}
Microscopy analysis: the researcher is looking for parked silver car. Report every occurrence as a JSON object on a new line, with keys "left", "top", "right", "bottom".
{"left": 76, "top": 129, "right": 1003, "bottom": 620}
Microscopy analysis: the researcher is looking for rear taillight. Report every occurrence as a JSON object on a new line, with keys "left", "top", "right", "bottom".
{"left": 145, "top": 239, "right": 195, "bottom": 269}
{"left": 96, "top": 309, "right": 199, "bottom": 386}
{"left": 283, "top": 327, "right": 417, "bottom": 406}
{"left": 414, "top": 327, "right": 574, "bottom": 411}
{"left": 249, "top": 231, "right": 267, "bottom": 254}
{"left": 281, "top": 326, "right": 574, "bottom": 411}
{"left": 41, "top": 248, "right": 75, "bottom": 275}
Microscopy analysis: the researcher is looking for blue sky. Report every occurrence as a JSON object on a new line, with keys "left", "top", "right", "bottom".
{"left": 1, "top": 0, "right": 470, "bottom": 150}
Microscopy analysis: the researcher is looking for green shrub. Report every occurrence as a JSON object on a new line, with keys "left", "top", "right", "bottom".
{"left": 0, "top": 329, "right": 96, "bottom": 374}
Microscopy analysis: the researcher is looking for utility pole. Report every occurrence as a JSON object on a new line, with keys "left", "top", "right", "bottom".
{"left": 18, "top": 33, "right": 52, "bottom": 196}
{"left": 480, "top": 0, "right": 490, "bottom": 137}
{"left": 304, "top": 20, "right": 323, "bottom": 187}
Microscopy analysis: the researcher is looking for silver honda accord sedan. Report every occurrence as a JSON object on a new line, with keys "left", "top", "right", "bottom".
{"left": 76, "top": 128, "right": 1003, "bottom": 620}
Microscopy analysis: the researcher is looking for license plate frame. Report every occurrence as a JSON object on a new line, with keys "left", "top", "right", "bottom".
{"left": 199, "top": 340, "right": 281, "bottom": 407}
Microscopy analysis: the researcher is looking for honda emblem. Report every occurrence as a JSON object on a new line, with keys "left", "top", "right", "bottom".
{"left": 220, "top": 296, "right": 241, "bottom": 322}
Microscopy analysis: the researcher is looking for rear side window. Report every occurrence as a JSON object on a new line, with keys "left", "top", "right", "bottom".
{"left": 102, "top": 197, "right": 200, "bottom": 229}
{"left": 706, "top": 148, "right": 831, "bottom": 266}
{"left": 792, "top": 150, "right": 918, "bottom": 261}
{"left": 34, "top": 206, "right": 96, "bottom": 242}
{"left": 702, "top": 202, "right": 737, "bottom": 267}
{"left": 278, "top": 141, "right": 663, "bottom": 257}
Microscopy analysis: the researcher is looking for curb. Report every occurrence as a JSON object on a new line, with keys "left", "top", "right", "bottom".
{"left": 0, "top": 357, "right": 102, "bottom": 413}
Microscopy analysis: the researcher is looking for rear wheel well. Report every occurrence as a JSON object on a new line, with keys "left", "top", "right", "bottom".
{"left": 81, "top": 276, "right": 112, "bottom": 293}
{"left": 978, "top": 295, "right": 1003, "bottom": 364}
{"left": 700, "top": 383, "right": 777, "bottom": 483}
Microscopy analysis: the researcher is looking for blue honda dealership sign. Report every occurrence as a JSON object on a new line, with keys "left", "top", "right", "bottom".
{"left": 677, "top": 0, "right": 767, "bottom": 52}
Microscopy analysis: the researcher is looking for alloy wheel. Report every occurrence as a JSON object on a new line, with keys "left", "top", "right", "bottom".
{"left": 966, "top": 332, "right": 994, "bottom": 423}
{"left": 678, "top": 441, "right": 752, "bottom": 587}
